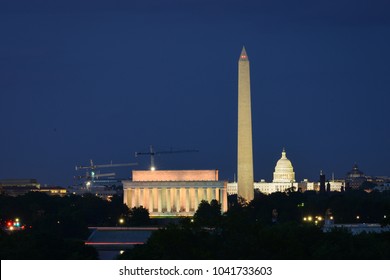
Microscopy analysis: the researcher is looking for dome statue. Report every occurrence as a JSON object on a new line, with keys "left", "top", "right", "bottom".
{"left": 273, "top": 148, "right": 295, "bottom": 183}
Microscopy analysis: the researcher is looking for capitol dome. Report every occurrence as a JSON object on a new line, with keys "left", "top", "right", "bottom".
{"left": 273, "top": 148, "right": 295, "bottom": 183}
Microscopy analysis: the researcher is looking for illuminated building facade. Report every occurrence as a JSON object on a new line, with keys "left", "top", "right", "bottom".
{"left": 228, "top": 149, "right": 344, "bottom": 195}
{"left": 257, "top": 148, "right": 298, "bottom": 193}
{"left": 123, "top": 170, "right": 228, "bottom": 217}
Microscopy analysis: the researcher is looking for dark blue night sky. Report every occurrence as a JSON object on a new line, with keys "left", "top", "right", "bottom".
{"left": 1, "top": 0, "right": 389, "bottom": 186}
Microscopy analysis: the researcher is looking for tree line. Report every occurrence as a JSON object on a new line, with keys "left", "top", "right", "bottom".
{"left": 1, "top": 189, "right": 390, "bottom": 259}
{"left": 119, "top": 190, "right": 390, "bottom": 259}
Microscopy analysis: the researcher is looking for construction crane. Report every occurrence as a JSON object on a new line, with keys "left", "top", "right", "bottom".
{"left": 75, "top": 159, "right": 138, "bottom": 171}
{"left": 75, "top": 159, "right": 138, "bottom": 180}
{"left": 135, "top": 145, "right": 198, "bottom": 171}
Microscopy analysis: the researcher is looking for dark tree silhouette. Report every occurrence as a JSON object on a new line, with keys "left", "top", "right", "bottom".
{"left": 193, "top": 199, "right": 221, "bottom": 227}
{"left": 128, "top": 206, "right": 150, "bottom": 226}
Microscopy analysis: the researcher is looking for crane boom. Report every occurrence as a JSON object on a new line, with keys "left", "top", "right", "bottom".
{"left": 75, "top": 160, "right": 137, "bottom": 171}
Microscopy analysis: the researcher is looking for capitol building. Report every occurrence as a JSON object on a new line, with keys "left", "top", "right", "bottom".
{"left": 227, "top": 148, "right": 344, "bottom": 195}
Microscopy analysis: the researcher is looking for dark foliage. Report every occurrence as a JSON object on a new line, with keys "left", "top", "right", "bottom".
{"left": 193, "top": 199, "right": 222, "bottom": 227}
{"left": 128, "top": 206, "right": 150, "bottom": 226}
{"left": 0, "top": 192, "right": 129, "bottom": 259}
{"left": 0, "top": 229, "right": 98, "bottom": 260}
{"left": 119, "top": 190, "right": 390, "bottom": 260}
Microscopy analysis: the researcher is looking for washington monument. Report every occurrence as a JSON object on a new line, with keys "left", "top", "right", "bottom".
{"left": 237, "top": 46, "right": 254, "bottom": 202}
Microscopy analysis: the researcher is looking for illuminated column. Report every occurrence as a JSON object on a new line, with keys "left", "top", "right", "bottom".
{"left": 144, "top": 188, "right": 149, "bottom": 209}
{"left": 149, "top": 188, "right": 154, "bottom": 213}
{"left": 181, "top": 187, "right": 185, "bottom": 212}
{"left": 128, "top": 189, "right": 132, "bottom": 207}
{"left": 185, "top": 188, "right": 190, "bottom": 213}
{"left": 219, "top": 188, "right": 224, "bottom": 212}
{"left": 172, "top": 187, "right": 176, "bottom": 212}
{"left": 176, "top": 188, "right": 180, "bottom": 212}
{"left": 157, "top": 189, "right": 162, "bottom": 213}
{"left": 203, "top": 188, "right": 207, "bottom": 202}
{"left": 136, "top": 188, "right": 140, "bottom": 207}
{"left": 161, "top": 188, "right": 166, "bottom": 212}
{"left": 222, "top": 187, "right": 228, "bottom": 212}
{"left": 237, "top": 46, "right": 254, "bottom": 202}
{"left": 131, "top": 189, "right": 136, "bottom": 208}
{"left": 207, "top": 188, "right": 212, "bottom": 202}
{"left": 123, "top": 188, "right": 128, "bottom": 205}
{"left": 133, "top": 188, "right": 138, "bottom": 207}
{"left": 166, "top": 188, "right": 171, "bottom": 213}
{"left": 140, "top": 188, "right": 144, "bottom": 207}
{"left": 194, "top": 188, "right": 199, "bottom": 209}
{"left": 211, "top": 187, "right": 216, "bottom": 200}
{"left": 189, "top": 188, "right": 194, "bottom": 211}
{"left": 129, "top": 188, "right": 134, "bottom": 208}
{"left": 215, "top": 188, "right": 220, "bottom": 201}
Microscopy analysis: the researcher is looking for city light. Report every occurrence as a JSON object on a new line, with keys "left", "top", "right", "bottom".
{"left": 4, "top": 218, "right": 25, "bottom": 232}
{"left": 119, "top": 218, "right": 124, "bottom": 224}
{"left": 303, "top": 215, "right": 326, "bottom": 224}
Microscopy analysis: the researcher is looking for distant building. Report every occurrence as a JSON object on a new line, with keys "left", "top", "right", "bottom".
{"left": 0, "top": 179, "right": 68, "bottom": 196}
{"left": 256, "top": 148, "right": 299, "bottom": 193}
{"left": 33, "top": 186, "right": 67, "bottom": 196}
{"left": 123, "top": 170, "right": 227, "bottom": 217}
{"left": 227, "top": 149, "right": 345, "bottom": 195}
{"left": 373, "top": 183, "right": 390, "bottom": 192}
{"left": 68, "top": 178, "right": 123, "bottom": 201}
{"left": 229, "top": 149, "right": 299, "bottom": 194}
{"left": 345, "top": 163, "right": 367, "bottom": 189}
{"left": 323, "top": 223, "right": 390, "bottom": 235}
{"left": 0, "top": 179, "right": 40, "bottom": 196}
{"left": 85, "top": 227, "right": 158, "bottom": 260}
{"left": 367, "top": 176, "right": 390, "bottom": 185}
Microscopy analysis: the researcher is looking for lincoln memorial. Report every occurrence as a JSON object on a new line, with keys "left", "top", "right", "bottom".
{"left": 123, "top": 170, "right": 228, "bottom": 216}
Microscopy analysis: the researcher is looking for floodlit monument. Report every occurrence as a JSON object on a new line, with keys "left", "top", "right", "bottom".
{"left": 272, "top": 148, "right": 295, "bottom": 183}
{"left": 123, "top": 170, "right": 228, "bottom": 217}
{"left": 229, "top": 148, "right": 298, "bottom": 194}
{"left": 256, "top": 148, "right": 298, "bottom": 193}
{"left": 228, "top": 148, "right": 344, "bottom": 194}
{"left": 237, "top": 46, "right": 254, "bottom": 202}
